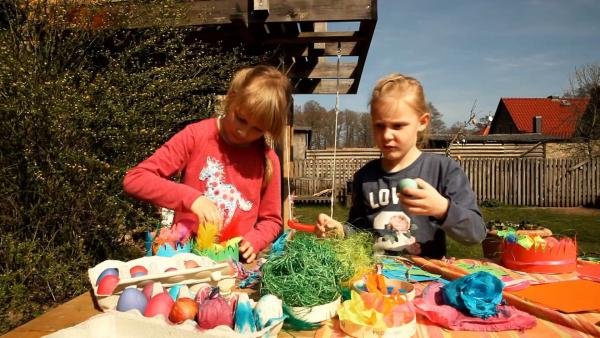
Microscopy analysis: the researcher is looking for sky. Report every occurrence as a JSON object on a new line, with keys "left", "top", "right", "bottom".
{"left": 292, "top": 0, "right": 600, "bottom": 126}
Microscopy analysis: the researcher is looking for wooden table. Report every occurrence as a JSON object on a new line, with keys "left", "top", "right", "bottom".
{"left": 3, "top": 288, "right": 597, "bottom": 338}
{"left": 3, "top": 257, "right": 599, "bottom": 338}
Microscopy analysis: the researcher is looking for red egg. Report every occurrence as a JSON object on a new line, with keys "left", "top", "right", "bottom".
{"left": 169, "top": 297, "right": 198, "bottom": 324}
{"left": 142, "top": 282, "right": 163, "bottom": 301}
{"left": 97, "top": 275, "right": 120, "bottom": 295}
{"left": 144, "top": 292, "right": 174, "bottom": 319}
{"left": 130, "top": 265, "right": 148, "bottom": 277}
{"left": 184, "top": 260, "right": 199, "bottom": 269}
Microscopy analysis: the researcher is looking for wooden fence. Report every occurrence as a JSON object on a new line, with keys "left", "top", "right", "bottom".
{"left": 290, "top": 157, "right": 600, "bottom": 207}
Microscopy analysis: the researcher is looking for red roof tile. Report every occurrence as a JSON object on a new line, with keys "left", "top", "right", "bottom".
{"left": 501, "top": 97, "right": 589, "bottom": 138}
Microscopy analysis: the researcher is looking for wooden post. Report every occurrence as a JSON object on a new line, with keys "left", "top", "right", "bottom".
{"left": 282, "top": 124, "right": 292, "bottom": 230}
{"left": 281, "top": 99, "right": 294, "bottom": 231}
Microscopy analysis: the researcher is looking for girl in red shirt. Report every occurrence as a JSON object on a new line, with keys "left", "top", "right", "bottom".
{"left": 124, "top": 65, "right": 291, "bottom": 263}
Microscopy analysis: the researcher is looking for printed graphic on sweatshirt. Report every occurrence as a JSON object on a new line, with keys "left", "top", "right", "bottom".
{"left": 372, "top": 211, "right": 417, "bottom": 253}
{"left": 367, "top": 186, "right": 402, "bottom": 208}
{"left": 199, "top": 156, "right": 252, "bottom": 224}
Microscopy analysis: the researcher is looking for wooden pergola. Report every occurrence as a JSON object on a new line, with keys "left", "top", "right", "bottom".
{"left": 163, "top": 0, "right": 377, "bottom": 94}
{"left": 89, "top": 0, "right": 378, "bottom": 94}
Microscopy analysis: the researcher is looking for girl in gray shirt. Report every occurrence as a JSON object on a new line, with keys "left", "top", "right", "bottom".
{"left": 316, "top": 74, "right": 486, "bottom": 258}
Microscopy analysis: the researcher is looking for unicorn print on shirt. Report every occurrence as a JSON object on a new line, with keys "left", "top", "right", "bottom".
{"left": 199, "top": 156, "right": 252, "bottom": 224}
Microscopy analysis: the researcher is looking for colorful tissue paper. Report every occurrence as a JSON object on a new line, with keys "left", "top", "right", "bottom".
{"left": 415, "top": 282, "right": 536, "bottom": 331}
{"left": 381, "top": 258, "right": 444, "bottom": 283}
{"left": 442, "top": 271, "right": 504, "bottom": 319}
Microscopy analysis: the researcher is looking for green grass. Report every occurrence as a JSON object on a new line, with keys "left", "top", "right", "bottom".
{"left": 292, "top": 204, "right": 600, "bottom": 258}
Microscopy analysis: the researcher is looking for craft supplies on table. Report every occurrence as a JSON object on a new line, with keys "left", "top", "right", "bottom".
{"left": 88, "top": 253, "right": 234, "bottom": 311}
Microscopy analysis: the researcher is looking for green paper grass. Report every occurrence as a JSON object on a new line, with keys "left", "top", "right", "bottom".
{"left": 261, "top": 232, "right": 349, "bottom": 307}
{"left": 330, "top": 231, "right": 374, "bottom": 287}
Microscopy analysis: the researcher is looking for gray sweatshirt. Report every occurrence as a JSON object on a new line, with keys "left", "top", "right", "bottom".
{"left": 346, "top": 153, "right": 486, "bottom": 258}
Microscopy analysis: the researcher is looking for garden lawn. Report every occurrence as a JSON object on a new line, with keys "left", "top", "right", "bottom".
{"left": 292, "top": 204, "right": 600, "bottom": 258}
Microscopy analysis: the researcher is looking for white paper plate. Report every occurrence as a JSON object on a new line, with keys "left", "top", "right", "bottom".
{"left": 289, "top": 297, "right": 341, "bottom": 323}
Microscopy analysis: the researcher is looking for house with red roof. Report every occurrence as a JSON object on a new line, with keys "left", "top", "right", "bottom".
{"left": 488, "top": 96, "right": 590, "bottom": 138}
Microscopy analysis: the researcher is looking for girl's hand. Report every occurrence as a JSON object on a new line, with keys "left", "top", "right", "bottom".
{"left": 239, "top": 239, "right": 256, "bottom": 263}
{"left": 398, "top": 178, "right": 449, "bottom": 220}
{"left": 190, "top": 196, "right": 224, "bottom": 229}
{"left": 315, "top": 213, "right": 344, "bottom": 238}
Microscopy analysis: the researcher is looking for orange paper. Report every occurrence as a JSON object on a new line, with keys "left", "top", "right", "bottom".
{"left": 510, "top": 279, "right": 600, "bottom": 313}
{"left": 577, "top": 264, "right": 600, "bottom": 282}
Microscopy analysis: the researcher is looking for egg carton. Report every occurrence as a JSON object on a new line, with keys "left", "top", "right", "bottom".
{"left": 42, "top": 308, "right": 284, "bottom": 338}
{"left": 89, "top": 253, "right": 234, "bottom": 310}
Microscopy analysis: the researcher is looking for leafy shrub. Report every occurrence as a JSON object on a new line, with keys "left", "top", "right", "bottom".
{"left": 0, "top": 0, "right": 266, "bottom": 332}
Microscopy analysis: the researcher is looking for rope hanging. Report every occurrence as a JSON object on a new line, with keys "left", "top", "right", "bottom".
{"left": 329, "top": 41, "right": 342, "bottom": 218}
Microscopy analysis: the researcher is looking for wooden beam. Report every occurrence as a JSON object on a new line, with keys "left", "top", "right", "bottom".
{"left": 293, "top": 78, "right": 354, "bottom": 94}
{"left": 301, "top": 42, "right": 359, "bottom": 56}
{"left": 253, "top": 0, "right": 270, "bottom": 12}
{"left": 249, "top": 0, "right": 375, "bottom": 23}
{"left": 313, "top": 22, "right": 327, "bottom": 50}
{"left": 308, "top": 59, "right": 356, "bottom": 79}
{"left": 348, "top": 19, "right": 376, "bottom": 93}
{"left": 106, "top": 0, "right": 375, "bottom": 27}
{"left": 265, "top": 31, "right": 366, "bottom": 44}
{"left": 314, "top": 79, "right": 354, "bottom": 94}
{"left": 286, "top": 56, "right": 356, "bottom": 79}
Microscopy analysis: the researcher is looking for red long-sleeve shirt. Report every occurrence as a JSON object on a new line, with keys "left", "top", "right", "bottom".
{"left": 123, "top": 118, "right": 282, "bottom": 253}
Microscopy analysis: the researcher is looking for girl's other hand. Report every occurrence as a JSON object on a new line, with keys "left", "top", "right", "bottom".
{"left": 190, "top": 196, "right": 224, "bottom": 229}
{"left": 239, "top": 239, "right": 256, "bottom": 263}
{"left": 315, "top": 213, "right": 344, "bottom": 238}
{"left": 398, "top": 178, "right": 449, "bottom": 220}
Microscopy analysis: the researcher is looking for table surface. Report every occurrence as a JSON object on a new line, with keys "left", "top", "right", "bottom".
{"left": 2, "top": 288, "right": 597, "bottom": 338}
{"left": 3, "top": 257, "right": 599, "bottom": 338}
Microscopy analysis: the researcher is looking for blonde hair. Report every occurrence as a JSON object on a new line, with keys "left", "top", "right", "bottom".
{"left": 224, "top": 65, "right": 292, "bottom": 189}
{"left": 369, "top": 73, "right": 431, "bottom": 147}
{"left": 224, "top": 65, "right": 291, "bottom": 141}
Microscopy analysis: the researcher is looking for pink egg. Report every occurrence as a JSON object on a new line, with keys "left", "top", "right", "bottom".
{"left": 144, "top": 292, "right": 175, "bottom": 319}
{"left": 184, "top": 260, "right": 199, "bottom": 269}
{"left": 142, "top": 282, "right": 161, "bottom": 301}
{"left": 130, "top": 265, "right": 148, "bottom": 278}
{"left": 97, "top": 275, "right": 120, "bottom": 295}
{"left": 165, "top": 267, "right": 177, "bottom": 272}
{"left": 194, "top": 284, "right": 213, "bottom": 304}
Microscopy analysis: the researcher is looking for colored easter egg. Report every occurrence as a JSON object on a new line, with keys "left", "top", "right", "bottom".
{"left": 253, "top": 294, "right": 283, "bottom": 330}
{"left": 116, "top": 287, "right": 148, "bottom": 313}
{"left": 97, "top": 275, "right": 120, "bottom": 295}
{"left": 129, "top": 265, "right": 148, "bottom": 278}
{"left": 165, "top": 267, "right": 178, "bottom": 272}
{"left": 398, "top": 178, "right": 418, "bottom": 192}
{"left": 194, "top": 284, "right": 212, "bottom": 304}
{"left": 197, "top": 287, "right": 233, "bottom": 329}
{"left": 143, "top": 282, "right": 164, "bottom": 301}
{"left": 169, "top": 297, "right": 198, "bottom": 324}
{"left": 234, "top": 293, "right": 256, "bottom": 333}
{"left": 144, "top": 292, "right": 174, "bottom": 319}
{"left": 95, "top": 267, "right": 119, "bottom": 286}
{"left": 169, "top": 284, "right": 182, "bottom": 301}
{"left": 184, "top": 260, "right": 199, "bottom": 269}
